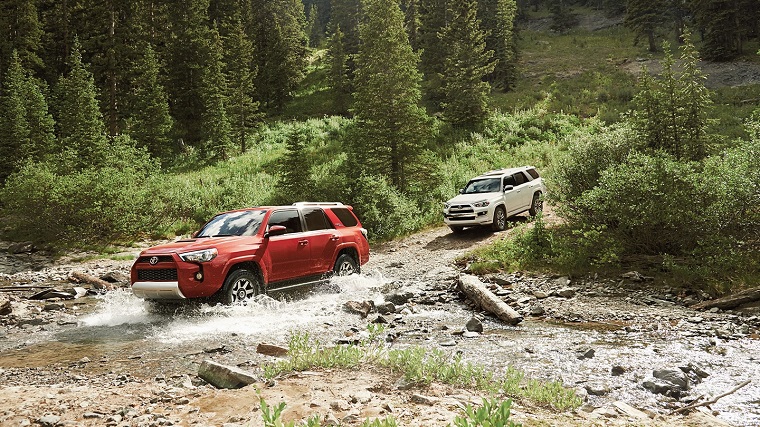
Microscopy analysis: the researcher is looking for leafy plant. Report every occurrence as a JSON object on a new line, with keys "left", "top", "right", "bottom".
{"left": 452, "top": 398, "right": 520, "bottom": 427}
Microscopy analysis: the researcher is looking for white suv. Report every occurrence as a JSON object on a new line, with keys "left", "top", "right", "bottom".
{"left": 443, "top": 166, "right": 546, "bottom": 233}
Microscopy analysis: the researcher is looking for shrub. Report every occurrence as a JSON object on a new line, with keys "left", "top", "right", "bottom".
{"left": 349, "top": 174, "right": 424, "bottom": 241}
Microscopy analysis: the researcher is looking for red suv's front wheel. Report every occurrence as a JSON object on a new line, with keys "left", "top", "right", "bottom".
{"left": 221, "top": 269, "right": 262, "bottom": 304}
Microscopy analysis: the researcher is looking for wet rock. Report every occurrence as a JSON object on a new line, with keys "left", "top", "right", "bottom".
{"left": 43, "top": 303, "right": 65, "bottom": 311}
{"left": 197, "top": 360, "right": 257, "bottom": 389}
{"left": 385, "top": 291, "right": 415, "bottom": 305}
{"left": 556, "top": 287, "right": 577, "bottom": 298}
{"left": 372, "top": 314, "right": 392, "bottom": 324}
{"left": 256, "top": 343, "right": 288, "bottom": 357}
{"left": 533, "top": 290, "right": 549, "bottom": 299}
{"left": 529, "top": 304, "right": 545, "bottom": 316}
{"left": 36, "top": 414, "right": 61, "bottom": 426}
{"left": 555, "top": 276, "right": 571, "bottom": 287}
{"left": 585, "top": 383, "right": 610, "bottom": 396}
{"left": 0, "top": 296, "right": 11, "bottom": 315}
{"left": 8, "top": 242, "right": 35, "bottom": 254}
{"left": 343, "top": 301, "right": 373, "bottom": 318}
{"left": 612, "top": 401, "right": 650, "bottom": 420}
{"left": 611, "top": 366, "right": 626, "bottom": 376}
{"left": 643, "top": 379, "right": 682, "bottom": 398}
{"left": 576, "top": 348, "right": 595, "bottom": 360}
{"left": 644, "top": 369, "right": 689, "bottom": 398}
{"left": 376, "top": 301, "right": 396, "bottom": 315}
{"left": 465, "top": 317, "right": 483, "bottom": 333}
{"left": 439, "top": 339, "right": 456, "bottom": 347}
{"left": 462, "top": 331, "right": 480, "bottom": 338}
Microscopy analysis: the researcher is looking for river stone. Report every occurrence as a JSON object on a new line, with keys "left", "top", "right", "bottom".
{"left": 643, "top": 379, "right": 683, "bottom": 398}
{"left": 256, "top": 343, "right": 288, "bottom": 357}
{"left": 343, "top": 300, "right": 373, "bottom": 318}
{"left": 654, "top": 369, "right": 689, "bottom": 390}
{"left": 611, "top": 366, "right": 626, "bottom": 376}
{"left": 377, "top": 301, "right": 396, "bottom": 315}
{"left": 198, "top": 360, "right": 257, "bottom": 389}
{"left": 556, "top": 287, "right": 577, "bottom": 298}
{"left": 576, "top": 348, "right": 595, "bottom": 360}
{"left": 533, "top": 290, "right": 549, "bottom": 299}
{"left": 385, "top": 291, "right": 415, "bottom": 305}
{"left": 462, "top": 331, "right": 480, "bottom": 338}
{"left": 100, "top": 271, "right": 129, "bottom": 284}
{"left": 7, "top": 241, "right": 35, "bottom": 254}
{"left": 0, "top": 296, "right": 11, "bottom": 315}
{"left": 36, "top": 415, "right": 61, "bottom": 426}
{"left": 465, "top": 317, "right": 483, "bottom": 332}
{"left": 530, "top": 304, "right": 545, "bottom": 316}
{"left": 585, "top": 383, "right": 610, "bottom": 396}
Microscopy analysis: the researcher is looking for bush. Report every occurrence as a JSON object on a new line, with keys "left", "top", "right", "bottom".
{"left": 349, "top": 175, "right": 424, "bottom": 241}
{"left": 1, "top": 135, "right": 160, "bottom": 244}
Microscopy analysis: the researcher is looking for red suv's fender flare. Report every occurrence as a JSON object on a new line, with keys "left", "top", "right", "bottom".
{"left": 220, "top": 256, "right": 268, "bottom": 286}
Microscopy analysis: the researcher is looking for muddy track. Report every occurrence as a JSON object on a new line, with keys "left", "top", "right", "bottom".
{"left": 0, "top": 208, "right": 758, "bottom": 427}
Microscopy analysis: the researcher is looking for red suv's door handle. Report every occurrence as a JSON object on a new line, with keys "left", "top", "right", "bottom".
{"left": 298, "top": 240, "right": 308, "bottom": 246}
{"left": 330, "top": 235, "right": 340, "bottom": 241}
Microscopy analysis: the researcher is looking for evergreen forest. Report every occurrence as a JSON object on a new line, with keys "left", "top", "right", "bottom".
{"left": 0, "top": 0, "right": 758, "bottom": 292}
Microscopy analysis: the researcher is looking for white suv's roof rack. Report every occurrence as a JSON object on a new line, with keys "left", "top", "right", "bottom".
{"left": 292, "top": 202, "right": 345, "bottom": 207}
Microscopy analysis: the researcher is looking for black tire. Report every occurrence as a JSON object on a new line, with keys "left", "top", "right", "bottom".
{"left": 529, "top": 192, "right": 543, "bottom": 216}
{"left": 491, "top": 206, "right": 507, "bottom": 231}
{"left": 449, "top": 225, "right": 465, "bottom": 234}
{"left": 334, "top": 254, "right": 360, "bottom": 276}
{"left": 220, "top": 269, "right": 261, "bottom": 305}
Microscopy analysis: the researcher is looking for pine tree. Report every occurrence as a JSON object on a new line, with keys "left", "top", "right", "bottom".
{"left": 326, "top": 25, "right": 351, "bottom": 114}
{"left": 478, "top": 0, "right": 518, "bottom": 91}
{"left": 223, "top": 17, "right": 259, "bottom": 153}
{"left": 418, "top": 0, "right": 448, "bottom": 107}
{"left": 624, "top": 0, "right": 669, "bottom": 52}
{"left": 0, "top": 51, "right": 32, "bottom": 182}
{"left": 352, "top": 0, "right": 431, "bottom": 191}
{"left": 691, "top": 0, "right": 743, "bottom": 60}
{"left": 38, "top": 0, "right": 85, "bottom": 88}
{"left": 277, "top": 126, "right": 314, "bottom": 203}
{"left": 0, "top": 0, "right": 45, "bottom": 75}
{"left": 165, "top": 0, "right": 213, "bottom": 148}
{"left": 129, "top": 44, "right": 174, "bottom": 161}
{"left": 52, "top": 38, "right": 109, "bottom": 168}
{"left": 632, "top": 37, "right": 712, "bottom": 160}
{"left": 250, "top": 0, "right": 308, "bottom": 112}
{"left": 402, "top": 0, "right": 421, "bottom": 51}
{"left": 548, "top": 0, "right": 576, "bottom": 32}
{"left": 329, "top": 0, "right": 362, "bottom": 75}
{"left": 200, "top": 27, "right": 233, "bottom": 161}
{"left": 440, "top": 0, "right": 495, "bottom": 128}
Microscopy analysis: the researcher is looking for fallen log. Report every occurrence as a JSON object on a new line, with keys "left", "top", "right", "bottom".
{"left": 691, "top": 286, "right": 760, "bottom": 311}
{"left": 458, "top": 274, "right": 523, "bottom": 326}
{"left": 70, "top": 272, "right": 115, "bottom": 291}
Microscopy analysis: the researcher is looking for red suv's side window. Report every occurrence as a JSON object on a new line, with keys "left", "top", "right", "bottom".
{"left": 303, "top": 208, "right": 333, "bottom": 231}
{"left": 330, "top": 207, "right": 358, "bottom": 227}
{"left": 267, "top": 210, "right": 302, "bottom": 234}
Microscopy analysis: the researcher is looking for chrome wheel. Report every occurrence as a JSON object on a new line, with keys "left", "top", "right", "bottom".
{"left": 222, "top": 269, "right": 260, "bottom": 304}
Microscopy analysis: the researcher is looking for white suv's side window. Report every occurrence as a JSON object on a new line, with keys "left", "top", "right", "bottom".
{"left": 512, "top": 172, "right": 527, "bottom": 186}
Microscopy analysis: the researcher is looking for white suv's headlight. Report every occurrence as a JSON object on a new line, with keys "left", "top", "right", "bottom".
{"left": 443, "top": 201, "right": 451, "bottom": 209}
{"left": 472, "top": 200, "right": 490, "bottom": 208}
{"left": 180, "top": 248, "right": 218, "bottom": 263}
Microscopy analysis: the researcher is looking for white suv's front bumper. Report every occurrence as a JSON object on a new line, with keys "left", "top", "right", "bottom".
{"left": 443, "top": 204, "right": 495, "bottom": 227}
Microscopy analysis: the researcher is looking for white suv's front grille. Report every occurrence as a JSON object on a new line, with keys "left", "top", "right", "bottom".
{"left": 449, "top": 205, "right": 474, "bottom": 214}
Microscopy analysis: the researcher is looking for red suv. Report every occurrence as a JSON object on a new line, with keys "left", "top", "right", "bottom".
{"left": 130, "top": 203, "right": 369, "bottom": 304}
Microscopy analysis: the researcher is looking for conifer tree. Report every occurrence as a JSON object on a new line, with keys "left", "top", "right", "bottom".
{"left": 251, "top": 0, "right": 308, "bottom": 112}
{"left": 691, "top": 0, "right": 743, "bottom": 60}
{"left": 129, "top": 44, "right": 174, "bottom": 161}
{"left": 277, "top": 126, "right": 314, "bottom": 203}
{"left": 165, "top": 0, "right": 213, "bottom": 148}
{"left": 327, "top": 25, "right": 351, "bottom": 114}
{"left": 223, "top": 17, "right": 259, "bottom": 153}
{"left": 329, "top": 0, "right": 362, "bottom": 75}
{"left": 440, "top": 0, "right": 495, "bottom": 128}
{"left": 478, "top": 0, "right": 518, "bottom": 91}
{"left": 624, "top": 0, "right": 669, "bottom": 52}
{"left": 352, "top": 0, "right": 431, "bottom": 191}
{"left": 200, "top": 27, "right": 233, "bottom": 161}
{"left": 52, "top": 38, "right": 109, "bottom": 169}
{"left": 402, "top": 0, "right": 421, "bottom": 51}
{"left": 0, "top": 0, "right": 44, "bottom": 75}
{"left": 418, "top": 0, "right": 448, "bottom": 107}
{"left": 632, "top": 36, "right": 712, "bottom": 160}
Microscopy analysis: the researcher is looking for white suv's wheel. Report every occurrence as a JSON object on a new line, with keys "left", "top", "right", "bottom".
{"left": 491, "top": 206, "right": 507, "bottom": 231}
{"left": 529, "top": 192, "right": 543, "bottom": 216}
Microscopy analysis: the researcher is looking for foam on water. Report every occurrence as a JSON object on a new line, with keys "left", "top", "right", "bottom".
{"left": 80, "top": 289, "right": 163, "bottom": 326}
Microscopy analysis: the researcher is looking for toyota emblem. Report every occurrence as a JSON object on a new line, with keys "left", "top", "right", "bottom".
{"left": 149, "top": 256, "right": 159, "bottom": 265}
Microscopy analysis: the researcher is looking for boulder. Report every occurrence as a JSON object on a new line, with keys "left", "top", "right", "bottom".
{"left": 385, "top": 291, "right": 415, "bottom": 305}
{"left": 197, "top": 360, "right": 257, "bottom": 389}
{"left": 376, "top": 301, "right": 396, "bottom": 315}
{"left": 0, "top": 296, "right": 11, "bottom": 315}
{"left": 100, "top": 271, "right": 130, "bottom": 284}
{"left": 7, "top": 241, "right": 35, "bottom": 254}
{"left": 653, "top": 369, "right": 689, "bottom": 391}
{"left": 465, "top": 316, "right": 483, "bottom": 333}
{"left": 343, "top": 300, "right": 373, "bottom": 318}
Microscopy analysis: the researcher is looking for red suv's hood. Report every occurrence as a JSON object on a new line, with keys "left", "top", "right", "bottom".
{"left": 139, "top": 236, "right": 260, "bottom": 255}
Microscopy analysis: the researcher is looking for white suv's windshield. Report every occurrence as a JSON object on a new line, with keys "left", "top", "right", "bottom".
{"left": 196, "top": 210, "right": 266, "bottom": 237}
{"left": 463, "top": 178, "right": 501, "bottom": 194}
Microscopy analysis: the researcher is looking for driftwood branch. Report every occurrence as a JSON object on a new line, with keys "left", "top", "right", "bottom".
{"left": 70, "top": 272, "right": 115, "bottom": 291}
{"left": 458, "top": 274, "right": 523, "bottom": 326}
{"left": 672, "top": 380, "right": 751, "bottom": 415}
{"left": 691, "top": 286, "right": 760, "bottom": 310}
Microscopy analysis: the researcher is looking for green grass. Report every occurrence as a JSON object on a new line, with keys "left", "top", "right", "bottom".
{"left": 263, "top": 330, "right": 582, "bottom": 413}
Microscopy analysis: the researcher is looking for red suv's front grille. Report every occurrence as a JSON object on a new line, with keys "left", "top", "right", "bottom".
{"left": 137, "top": 268, "right": 178, "bottom": 281}
{"left": 137, "top": 255, "right": 174, "bottom": 264}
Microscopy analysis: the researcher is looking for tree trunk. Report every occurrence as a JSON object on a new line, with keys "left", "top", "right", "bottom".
{"left": 457, "top": 274, "right": 523, "bottom": 325}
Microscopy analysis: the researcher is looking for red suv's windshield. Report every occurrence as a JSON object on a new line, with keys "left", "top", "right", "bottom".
{"left": 196, "top": 210, "right": 266, "bottom": 237}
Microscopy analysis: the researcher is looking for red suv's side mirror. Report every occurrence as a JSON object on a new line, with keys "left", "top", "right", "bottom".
{"left": 265, "top": 225, "right": 287, "bottom": 237}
